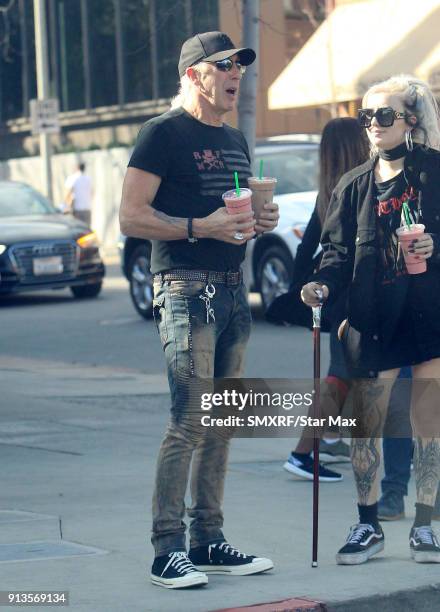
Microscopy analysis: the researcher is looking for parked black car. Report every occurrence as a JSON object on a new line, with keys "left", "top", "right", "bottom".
{"left": 0, "top": 181, "right": 105, "bottom": 298}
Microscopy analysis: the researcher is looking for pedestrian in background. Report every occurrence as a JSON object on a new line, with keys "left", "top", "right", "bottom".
{"left": 64, "top": 162, "right": 93, "bottom": 227}
{"left": 302, "top": 75, "right": 440, "bottom": 565}
{"left": 378, "top": 367, "right": 413, "bottom": 520}
{"left": 120, "top": 31, "right": 279, "bottom": 589}
{"left": 267, "top": 117, "right": 369, "bottom": 482}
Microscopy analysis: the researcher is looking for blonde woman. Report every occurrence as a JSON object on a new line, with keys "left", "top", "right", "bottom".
{"left": 302, "top": 75, "right": 440, "bottom": 565}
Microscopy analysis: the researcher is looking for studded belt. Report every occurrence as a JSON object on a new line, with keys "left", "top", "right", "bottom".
{"left": 154, "top": 269, "right": 242, "bottom": 286}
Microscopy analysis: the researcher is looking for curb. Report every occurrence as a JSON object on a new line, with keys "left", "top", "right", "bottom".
{"left": 212, "top": 598, "right": 325, "bottom": 612}
{"left": 210, "top": 583, "right": 440, "bottom": 612}
{"left": 326, "top": 583, "right": 440, "bottom": 612}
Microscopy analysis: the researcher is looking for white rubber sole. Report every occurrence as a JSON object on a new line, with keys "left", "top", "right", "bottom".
{"left": 411, "top": 549, "right": 440, "bottom": 563}
{"left": 150, "top": 572, "right": 208, "bottom": 589}
{"left": 336, "top": 540, "right": 384, "bottom": 565}
{"left": 194, "top": 557, "right": 274, "bottom": 575}
{"left": 283, "top": 460, "right": 342, "bottom": 482}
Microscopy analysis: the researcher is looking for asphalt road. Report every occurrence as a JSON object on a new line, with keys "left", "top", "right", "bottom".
{"left": 0, "top": 264, "right": 330, "bottom": 378}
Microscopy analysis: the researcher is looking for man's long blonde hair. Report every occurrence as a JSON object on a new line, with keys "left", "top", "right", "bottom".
{"left": 170, "top": 73, "right": 197, "bottom": 110}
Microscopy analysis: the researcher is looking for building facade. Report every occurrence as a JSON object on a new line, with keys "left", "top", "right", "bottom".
{"left": 0, "top": 0, "right": 329, "bottom": 160}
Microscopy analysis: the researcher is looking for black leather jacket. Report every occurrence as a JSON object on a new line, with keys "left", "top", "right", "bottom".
{"left": 313, "top": 146, "right": 440, "bottom": 375}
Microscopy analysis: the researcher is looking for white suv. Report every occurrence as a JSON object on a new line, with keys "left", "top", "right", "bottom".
{"left": 120, "top": 135, "right": 319, "bottom": 318}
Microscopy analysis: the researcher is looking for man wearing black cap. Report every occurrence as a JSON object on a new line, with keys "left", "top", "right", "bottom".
{"left": 120, "top": 32, "right": 278, "bottom": 589}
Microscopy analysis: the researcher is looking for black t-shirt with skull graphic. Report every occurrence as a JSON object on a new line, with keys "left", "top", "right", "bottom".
{"left": 128, "top": 107, "right": 252, "bottom": 274}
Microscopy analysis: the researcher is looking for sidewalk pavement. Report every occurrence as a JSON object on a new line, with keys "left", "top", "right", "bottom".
{"left": 1, "top": 361, "right": 440, "bottom": 612}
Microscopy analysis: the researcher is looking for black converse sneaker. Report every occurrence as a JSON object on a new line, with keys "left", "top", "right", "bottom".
{"left": 189, "top": 542, "right": 273, "bottom": 575}
{"left": 410, "top": 526, "right": 440, "bottom": 563}
{"left": 150, "top": 551, "right": 208, "bottom": 589}
{"left": 336, "top": 523, "right": 384, "bottom": 565}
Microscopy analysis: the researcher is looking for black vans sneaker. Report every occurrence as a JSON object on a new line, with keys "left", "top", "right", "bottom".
{"left": 410, "top": 526, "right": 440, "bottom": 563}
{"left": 189, "top": 542, "right": 273, "bottom": 575}
{"left": 336, "top": 523, "right": 384, "bottom": 565}
{"left": 150, "top": 551, "right": 208, "bottom": 589}
{"left": 283, "top": 452, "right": 343, "bottom": 482}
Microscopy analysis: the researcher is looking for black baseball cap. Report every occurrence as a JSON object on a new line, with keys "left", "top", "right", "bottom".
{"left": 178, "top": 31, "right": 256, "bottom": 77}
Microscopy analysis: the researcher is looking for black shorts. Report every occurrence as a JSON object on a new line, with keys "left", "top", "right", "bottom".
{"left": 377, "top": 286, "right": 440, "bottom": 371}
{"left": 328, "top": 322, "right": 349, "bottom": 379}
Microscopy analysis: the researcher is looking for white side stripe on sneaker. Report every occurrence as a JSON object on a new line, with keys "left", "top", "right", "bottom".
{"left": 346, "top": 524, "right": 378, "bottom": 547}
{"left": 411, "top": 526, "right": 440, "bottom": 547}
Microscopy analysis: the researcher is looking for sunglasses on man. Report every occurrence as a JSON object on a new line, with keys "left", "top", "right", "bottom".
{"left": 358, "top": 106, "right": 407, "bottom": 128}
{"left": 206, "top": 58, "right": 246, "bottom": 75}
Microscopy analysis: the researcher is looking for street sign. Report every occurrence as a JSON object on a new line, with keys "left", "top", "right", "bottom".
{"left": 30, "top": 98, "right": 60, "bottom": 135}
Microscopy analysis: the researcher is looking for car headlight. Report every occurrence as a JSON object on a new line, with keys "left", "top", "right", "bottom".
{"left": 0, "top": 244, "right": 7, "bottom": 255}
{"left": 76, "top": 232, "right": 100, "bottom": 249}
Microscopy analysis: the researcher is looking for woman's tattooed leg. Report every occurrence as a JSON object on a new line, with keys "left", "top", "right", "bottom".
{"left": 413, "top": 437, "right": 440, "bottom": 507}
{"left": 351, "top": 376, "right": 396, "bottom": 506}
{"left": 411, "top": 361, "right": 440, "bottom": 507}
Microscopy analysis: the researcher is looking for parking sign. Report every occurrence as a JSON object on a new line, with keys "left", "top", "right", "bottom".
{"left": 30, "top": 98, "right": 60, "bottom": 135}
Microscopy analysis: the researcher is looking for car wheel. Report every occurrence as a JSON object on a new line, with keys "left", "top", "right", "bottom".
{"left": 256, "top": 245, "right": 293, "bottom": 311}
{"left": 71, "top": 282, "right": 102, "bottom": 298}
{"left": 128, "top": 243, "right": 153, "bottom": 320}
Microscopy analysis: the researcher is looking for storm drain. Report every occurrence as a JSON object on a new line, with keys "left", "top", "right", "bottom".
{"left": 0, "top": 510, "right": 61, "bottom": 544}
{"left": 0, "top": 540, "right": 108, "bottom": 563}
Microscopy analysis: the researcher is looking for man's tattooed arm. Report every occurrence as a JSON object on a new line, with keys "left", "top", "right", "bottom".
{"left": 120, "top": 168, "right": 255, "bottom": 244}
{"left": 152, "top": 209, "right": 188, "bottom": 229}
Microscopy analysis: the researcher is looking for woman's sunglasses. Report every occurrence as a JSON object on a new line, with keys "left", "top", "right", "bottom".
{"left": 207, "top": 58, "right": 246, "bottom": 75}
{"left": 358, "top": 106, "right": 406, "bottom": 128}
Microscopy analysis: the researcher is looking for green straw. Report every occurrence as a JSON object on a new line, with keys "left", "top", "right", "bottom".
{"left": 259, "top": 159, "right": 264, "bottom": 180}
{"left": 234, "top": 171, "right": 240, "bottom": 196}
{"left": 402, "top": 201, "right": 412, "bottom": 230}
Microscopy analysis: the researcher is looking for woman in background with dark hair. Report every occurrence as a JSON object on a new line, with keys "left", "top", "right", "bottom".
{"left": 274, "top": 117, "right": 370, "bottom": 481}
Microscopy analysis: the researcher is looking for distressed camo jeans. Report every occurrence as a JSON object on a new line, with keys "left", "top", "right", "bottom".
{"left": 151, "top": 276, "right": 251, "bottom": 556}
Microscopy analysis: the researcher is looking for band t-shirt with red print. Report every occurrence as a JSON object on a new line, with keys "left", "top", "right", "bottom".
{"left": 128, "top": 107, "right": 252, "bottom": 274}
{"left": 374, "top": 171, "right": 421, "bottom": 346}
{"left": 375, "top": 171, "right": 419, "bottom": 285}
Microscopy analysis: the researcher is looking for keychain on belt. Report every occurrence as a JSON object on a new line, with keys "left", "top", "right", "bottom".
{"left": 199, "top": 283, "right": 216, "bottom": 323}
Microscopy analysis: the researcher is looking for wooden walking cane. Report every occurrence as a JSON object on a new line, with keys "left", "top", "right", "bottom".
{"left": 311, "top": 289, "right": 323, "bottom": 568}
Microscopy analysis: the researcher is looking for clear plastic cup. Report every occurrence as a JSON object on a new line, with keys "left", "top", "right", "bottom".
{"left": 396, "top": 223, "right": 427, "bottom": 274}
{"left": 222, "top": 188, "right": 253, "bottom": 215}
{"left": 247, "top": 177, "right": 277, "bottom": 222}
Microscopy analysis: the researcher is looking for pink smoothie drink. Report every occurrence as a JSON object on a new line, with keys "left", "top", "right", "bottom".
{"left": 248, "top": 177, "right": 277, "bottom": 222}
{"left": 396, "top": 223, "right": 427, "bottom": 274}
{"left": 222, "top": 188, "right": 253, "bottom": 215}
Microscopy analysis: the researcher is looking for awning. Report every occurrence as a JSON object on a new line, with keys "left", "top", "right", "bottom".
{"left": 269, "top": 0, "right": 440, "bottom": 110}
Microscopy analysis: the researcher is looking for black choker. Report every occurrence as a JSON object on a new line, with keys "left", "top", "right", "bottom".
{"left": 378, "top": 143, "right": 408, "bottom": 161}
